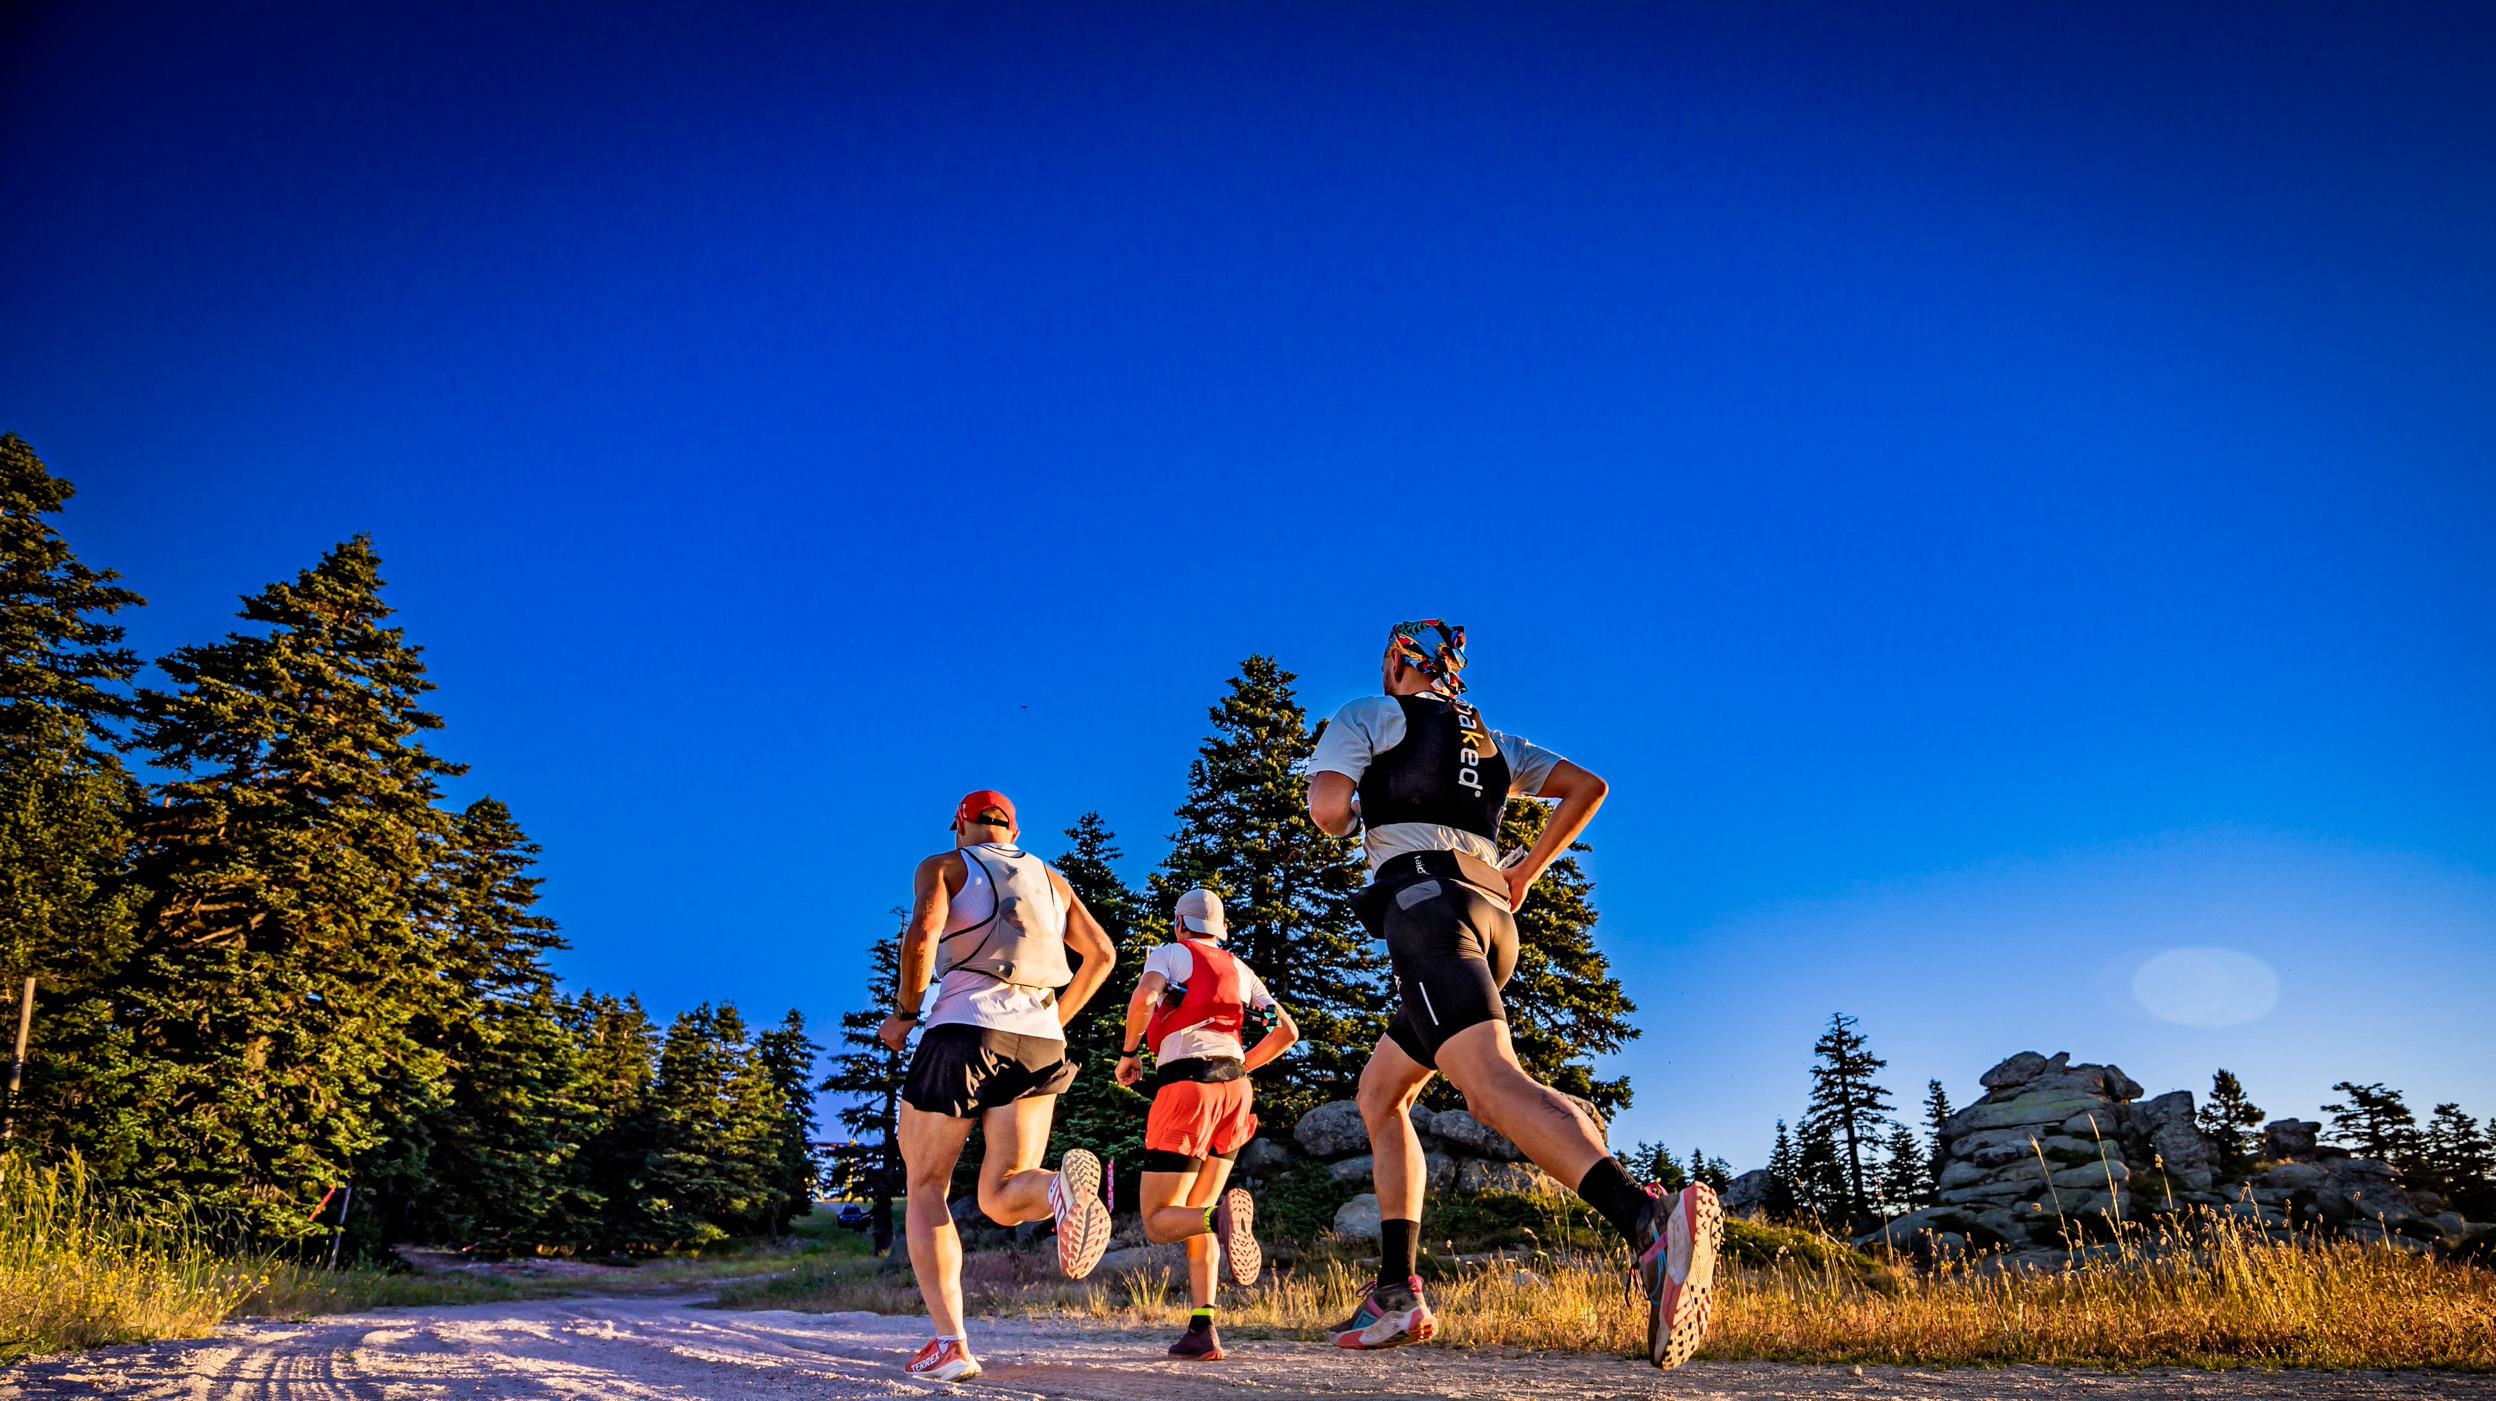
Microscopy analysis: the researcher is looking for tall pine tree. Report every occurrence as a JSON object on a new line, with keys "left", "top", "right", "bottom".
{"left": 1491, "top": 797, "right": 1638, "bottom": 1116}
{"left": 755, "top": 1010, "right": 823, "bottom": 1235}
{"left": 1803, "top": 1012, "right": 1895, "bottom": 1228}
{"left": 114, "top": 538, "right": 462, "bottom": 1239}
{"left": 1156, "top": 657, "right": 1378, "bottom": 1122}
{"left": 2322, "top": 1081, "right": 2422, "bottom": 1170}
{"left": 1761, "top": 1119, "right": 1803, "bottom": 1221}
{"left": 1922, "top": 1079, "right": 1954, "bottom": 1205}
{"left": 568, "top": 992, "right": 658, "bottom": 1251}
{"left": 1049, "top": 812, "right": 1154, "bottom": 1166}
{"left": 823, "top": 932, "right": 910, "bottom": 1255}
{"left": 2197, "top": 1069, "right": 2265, "bottom": 1179}
{"left": 2419, "top": 1104, "right": 2495, "bottom": 1219}
{"left": 0, "top": 434, "right": 146, "bottom": 1151}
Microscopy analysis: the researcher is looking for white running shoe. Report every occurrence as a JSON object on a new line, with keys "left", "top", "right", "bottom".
{"left": 1050, "top": 1148, "right": 1111, "bottom": 1279}
{"left": 1635, "top": 1182, "right": 1722, "bottom": 1370}
{"left": 904, "top": 1337, "right": 982, "bottom": 1382}
{"left": 1213, "top": 1186, "right": 1261, "bottom": 1286}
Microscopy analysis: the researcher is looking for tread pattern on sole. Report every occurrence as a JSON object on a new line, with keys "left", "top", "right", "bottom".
{"left": 1217, "top": 1187, "right": 1262, "bottom": 1286}
{"left": 1055, "top": 1150, "right": 1110, "bottom": 1280}
{"left": 1654, "top": 1183, "right": 1724, "bottom": 1371}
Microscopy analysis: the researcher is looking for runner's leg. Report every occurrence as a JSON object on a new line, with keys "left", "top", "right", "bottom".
{"left": 1357, "top": 1035, "right": 1435, "bottom": 1284}
{"left": 1179, "top": 1157, "right": 1234, "bottom": 1310}
{"left": 899, "top": 1105, "right": 977, "bottom": 1340}
{"left": 1431, "top": 1020, "right": 1607, "bottom": 1186}
{"left": 1138, "top": 1165, "right": 1207, "bottom": 1243}
{"left": 976, "top": 1093, "right": 1060, "bottom": 1225}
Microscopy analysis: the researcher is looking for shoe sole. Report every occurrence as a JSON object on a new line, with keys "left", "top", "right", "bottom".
{"left": 1334, "top": 1305, "right": 1436, "bottom": 1350}
{"left": 1651, "top": 1183, "right": 1723, "bottom": 1370}
{"left": 1054, "top": 1150, "right": 1110, "bottom": 1279}
{"left": 908, "top": 1358, "right": 983, "bottom": 1382}
{"left": 1216, "top": 1187, "right": 1262, "bottom": 1286}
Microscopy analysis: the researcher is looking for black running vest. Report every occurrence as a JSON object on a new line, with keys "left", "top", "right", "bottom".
{"left": 1355, "top": 695, "right": 1512, "bottom": 842}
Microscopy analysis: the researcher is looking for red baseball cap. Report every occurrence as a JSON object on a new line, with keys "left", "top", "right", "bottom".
{"left": 953, "top": 789, "right": 1017, "bottom": 828}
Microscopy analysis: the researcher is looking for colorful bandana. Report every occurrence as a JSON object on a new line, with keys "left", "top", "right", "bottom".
{"left": 1388, "top": 618, "right": 1469, "bottom": 693}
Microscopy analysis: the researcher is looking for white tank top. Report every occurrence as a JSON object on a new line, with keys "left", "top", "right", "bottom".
{"left": 925, "top": 844, "right": 1069, "bottom": 1039}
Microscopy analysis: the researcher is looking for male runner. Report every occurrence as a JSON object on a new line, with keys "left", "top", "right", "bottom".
{"left": 1304, "top": 621, "right": 1721, "bottom": 1370}
{"left": 1111, "top": 887, "right": 1299, "bottom": 1360}
{"left": 876, "top": 790, "right": 1119, "bottom": 1383}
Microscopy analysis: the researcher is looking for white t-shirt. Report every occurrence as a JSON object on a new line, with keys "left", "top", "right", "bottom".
{"left": 1309, "top": 693, "right": 1567, "bottom": 874}
{"left": 1141, "top": 939, "right": 1277, "bottom": 1063}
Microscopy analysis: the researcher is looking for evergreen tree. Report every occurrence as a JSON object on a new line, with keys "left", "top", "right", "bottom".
{"left": 568, "top": 992, "right": 658, "bottom": 1250}
{"left": 1049, "top": 812, "right": 1153, "bottom": 1167}
{"left": 754, "top": 1010, "right": 823, "bottom": 1234}
{"left": 2419, "top": 1103, "right": 2495, "bottom": 1219}
{"left": 1922, "top": 1079, "right": 1954, "bottom": 1202}
{"left": 2322, "top": 1081, "right": 2423, "bottom": 1170}
{"left": 1794, "top": 1113, "right": 1848, "bottom": 1225}
{"left": 2197, "top": 1069, "right": 2265, "bottom": 1178}
{"left": 386, "top": 797, "right": 580, "bottom": 1250}
{"left": 0, "top": 433, "right": 146, "bottom": 1151}
{"left": 824, "top": 933, "right": 909, "bottom": 1255}
{"left": 1156, "top": 657, "right": 1378, "bottom": 1122}
{"left": 1877, "top": 1121, "right": 1928, "bottom": 1212}
{"left": 1686, "top": 1147, "right": 1732, "bottom": 1192}
{"left": 632, "top": 1004, "right": 751, "bottom": 1249}
{"left": 1803, "top": 1013, "right": 1895, "bottom": 1228}
{"left": 1761, "top": 1119, "right": 1802, "bottom": 1221}
{"left": 114, "top": 538, "right": 462, "bottom": 1239}
{"left": 1492, "top": 798, "right": 1637, "bottom": 1116}
{"left": 1625, "top": 1140, "right": 1687, "bottom": 1191}
{"left": 716, "top": 1006, "right": 794, "bottom": 1236}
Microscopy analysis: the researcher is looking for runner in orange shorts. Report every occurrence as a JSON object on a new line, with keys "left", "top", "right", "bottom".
{"left": 1112, "top": 888, "right": 1298, "bottom": 1360}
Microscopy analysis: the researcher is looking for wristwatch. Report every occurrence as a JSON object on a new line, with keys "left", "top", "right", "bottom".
{"left": 892, "top": 1009, "right": 922, "bottom": 1023}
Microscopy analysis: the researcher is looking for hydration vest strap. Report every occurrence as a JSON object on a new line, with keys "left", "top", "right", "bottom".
{"left": 1151, "top": 1055, "right": 1247, "bottom": 1088}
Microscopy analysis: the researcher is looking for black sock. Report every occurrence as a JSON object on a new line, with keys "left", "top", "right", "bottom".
{"left": 1379, "top": 1218, "right": 1419, "bottom": 1287}
{"left": 1188, "top": 1306, "right": 1214, "bottom": 1331}
{"left": 1577, "top": 1157, "right": 1652, "bottom": 1241}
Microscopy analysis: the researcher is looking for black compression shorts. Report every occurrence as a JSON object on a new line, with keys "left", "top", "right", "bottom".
{"left": 902, "top": 1025, "right": 1078, "bottom": 1117}
{"left": 1358, "top": 856, "right": 1518, "bottom": 1069}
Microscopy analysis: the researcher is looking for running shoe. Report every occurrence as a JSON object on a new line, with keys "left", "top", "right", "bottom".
{"left": 1168, "top": 1320, "right": 1226, "bottom": 1361}
{"left": 1633, "top": 1182, "right": 1722, "bottom": 1370}
{"left": 1330, "top": 1275, "right": 1435, "bottom": 1349}
{"left": 1050, "top": 1148, "right": 1112, "bottom": 1279}
{"left": 1213, "top": 1186, "right": 1262, "bottom": 1286}
{"left": 904, "top": 1337, "right": 982, "bottom": 1382}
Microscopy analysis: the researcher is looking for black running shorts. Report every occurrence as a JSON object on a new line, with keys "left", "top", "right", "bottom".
{"left": 902, "top": 1025, "right": 1079, "bottom": 1118}
{"left": 1361, "top": 862, "right": 1518, "bottom": 1069}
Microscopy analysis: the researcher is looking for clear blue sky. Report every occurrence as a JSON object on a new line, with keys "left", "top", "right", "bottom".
{"left": 6, "top": 3, "right": 2491, "bottom": 1166}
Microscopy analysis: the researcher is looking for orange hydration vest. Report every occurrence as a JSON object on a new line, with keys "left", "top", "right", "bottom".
{"left": 1144, "top": 939, "right": 1248, "bottom": 1059}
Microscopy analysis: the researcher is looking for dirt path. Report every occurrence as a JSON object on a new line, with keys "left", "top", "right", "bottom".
{"left": 5, "top": 1295, "right": 2490, "bottom": 1401}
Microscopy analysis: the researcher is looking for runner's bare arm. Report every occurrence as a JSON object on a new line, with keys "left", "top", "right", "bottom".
{"left": 1242, "top": 1003, "right": 1298, "bottom": 1073}
{"left": 1050, "top": 871, "right": 1116, "bottom": 1027}
{"left": 1308, "top": 771, "right": 1358, "bottom": 835}
{"left": 877, "top": 853, "right": 955, "bottom": 1051}
{"left": 1502, "top": 759, "right": 1608, "bottom": 912}
{"left": 1113, "top": 971, "right": 1168, "bottom": 1087}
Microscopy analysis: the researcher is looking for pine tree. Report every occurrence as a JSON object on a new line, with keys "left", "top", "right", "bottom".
{"left": 716, "top": 1006, "right": 793, "bottom": 1236}
{"left": 1877, "top": 1122, "right": 1928, "bottom": 1212}
{"left": 0, "top": 434, "right": 146, "bottom": 1152}
{"left": 754, "top": 1010, "right": 823, "bottom": 1234}
{"left": 2198, "top": 1069, "right": 2265, "bottom": 1179}
{"left": 632, "top": 1004, "right": 750, "bottom": 1250}
{"left": 1624, "top": 1140, "right": 1687, "bottom": 1191}
{"left": 1049, "top": 812, "right": 1154, "bottom": 1167}
{"left": 2419, "top": 1104, "right": 2495, "bottom": 1219}
{"left": 1794, "top": 1113, "right": 1849, "bottom": 1225}
{"left": 1157, "top": 657, "right": 1379, "bottom": 1122}
{"left": 1686, "top": 1147, "right": 1732, "bottom": 1192}
{"left": 1922, "top": 1079, "right": 1953, "bottom": 1202}
{"left": 1761, "top": 1119, "right": 1802, "bottom": 1221}
{"left": 567, "top": 992, "right": 658, "bottom": 1251}
{"left": 1492, "top": 798, "right": 1638, "bottom": 1116}
{"left": 113, "top": 538, "right": 463, "bottom": 1239}
{"left": 1803, "top": 1013, "right": 1895, "bottom": 1228}
{"left": 2322, "top": 1081, "right": 2423, "bottom": 1170}
{"left": 823, "top": 932, "right": 909, "bottom": 1255}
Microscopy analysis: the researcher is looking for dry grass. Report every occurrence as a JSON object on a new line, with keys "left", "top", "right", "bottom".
{"left": 0, "top": 1153, "right": 267, "bottom": 1361}
{"left": 715, "top": 1211, "right": 2496, "bottom": 1370}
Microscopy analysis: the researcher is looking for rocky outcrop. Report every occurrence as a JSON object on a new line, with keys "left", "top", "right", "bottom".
{"left": 1284, "top": 1096, "right": 1577, "bottom": 1237}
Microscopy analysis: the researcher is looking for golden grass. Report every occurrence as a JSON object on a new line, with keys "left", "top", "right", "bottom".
{"left": 0, "top": 1152, "right": 266, "bottom": 1360}
{"left": 715, "top": 1210, "right": 2496, "bottom": 1370}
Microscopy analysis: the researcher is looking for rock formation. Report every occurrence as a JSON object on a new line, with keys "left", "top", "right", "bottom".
{"left": 1266, "top": 1096, "right": 1595, "bottom": 1241}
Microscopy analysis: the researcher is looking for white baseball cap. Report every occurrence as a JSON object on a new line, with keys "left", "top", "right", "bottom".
{"left": 1174, "top": 888, "right": 1226, "bottom": 940}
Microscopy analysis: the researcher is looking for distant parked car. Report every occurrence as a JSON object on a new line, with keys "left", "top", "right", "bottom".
{"left": 836, "top": 1203, "right": 874, "bottom": 1231}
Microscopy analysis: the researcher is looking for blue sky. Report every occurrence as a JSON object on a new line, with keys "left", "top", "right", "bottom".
{"left": 5, "top": 3, "right": 2491, "bottom": 1165}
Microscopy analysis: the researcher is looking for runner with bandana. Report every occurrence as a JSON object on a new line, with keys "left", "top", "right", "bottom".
{"left": 1304, "top": 621, "right": 1722, "bottom": 1370}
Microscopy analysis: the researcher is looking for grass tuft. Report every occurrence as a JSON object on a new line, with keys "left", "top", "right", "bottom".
{"left": 0, "top": 1152, "right": 266, "bottom": 1360}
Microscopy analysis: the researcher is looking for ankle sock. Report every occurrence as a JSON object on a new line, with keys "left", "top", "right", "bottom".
{"left": 1378, "top": 1217, "right": 1419, "bottom": 1287}
{"left": 1189, "top": 1307, "right": 1214, "bottom": 1329}
{"left": 1576, "top": 1157, "right": 1652, "bottom": 1241}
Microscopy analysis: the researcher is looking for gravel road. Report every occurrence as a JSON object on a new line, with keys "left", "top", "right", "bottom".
{"left": 5, "top": 1294, "right": 2489, "bottom": 1401}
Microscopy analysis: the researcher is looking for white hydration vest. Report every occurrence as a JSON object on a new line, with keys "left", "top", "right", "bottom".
{"left": 937, "top": 843, "right": 1073, "bottom": 991}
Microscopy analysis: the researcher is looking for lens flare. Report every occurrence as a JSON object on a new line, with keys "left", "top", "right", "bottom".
{"left": 2132, "top": 947, "right": 2280, "bottom": 1027}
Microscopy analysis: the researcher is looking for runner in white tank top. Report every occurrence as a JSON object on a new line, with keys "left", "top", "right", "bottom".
{"left": 876, "top": 790, "right": 1119, "bottom": 1383}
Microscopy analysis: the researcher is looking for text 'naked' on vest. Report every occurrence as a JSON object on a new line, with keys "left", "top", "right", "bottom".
{"left": 1356, "top": 695, "right": 1514, "bottom": 842}
{"left": 937, "top": 845, "right": 1074, "bottom": 991}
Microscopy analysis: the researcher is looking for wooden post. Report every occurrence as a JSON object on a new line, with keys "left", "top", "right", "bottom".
{"left": 3, "top": 975, "right": 33, "bottom": 1141}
